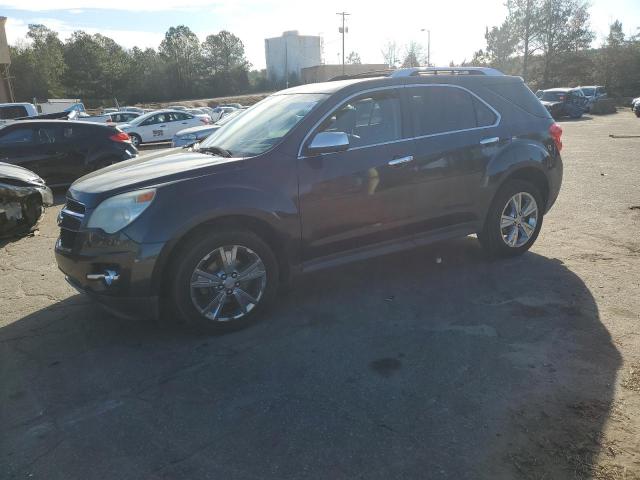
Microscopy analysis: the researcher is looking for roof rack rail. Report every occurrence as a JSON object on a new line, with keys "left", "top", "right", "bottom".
{"left": 329, "top": 70, "right": 394, "bottom": 81}
{"left": 390, "top": 67, "right": 504, "bottom": 77}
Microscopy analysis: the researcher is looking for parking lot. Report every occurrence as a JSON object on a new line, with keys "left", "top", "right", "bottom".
{"left": 1, "top": 112, "right": 639, "bottom": 479}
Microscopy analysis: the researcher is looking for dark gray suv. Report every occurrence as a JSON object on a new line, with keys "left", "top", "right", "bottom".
{"left": 55, "top": 67, "right": 563, "bottom": 333}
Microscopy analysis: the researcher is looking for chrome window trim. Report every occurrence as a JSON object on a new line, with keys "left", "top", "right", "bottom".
{"left": 297, "top": 83, "right": 501, "bottom": 159}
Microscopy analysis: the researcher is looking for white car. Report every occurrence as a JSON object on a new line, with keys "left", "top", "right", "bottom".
{"left": 119, "top": 110, "right": 209, "bottom": 147}
{"left": 84, "top": 111, "right": 141, "bottom": 125}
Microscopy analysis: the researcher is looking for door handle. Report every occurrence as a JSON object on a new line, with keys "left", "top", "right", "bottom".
{"left": 480, "top": 136, "right": 500, "bottom": 145}
{"left": 388, "top": 155, "right": 414, "bottom": 166}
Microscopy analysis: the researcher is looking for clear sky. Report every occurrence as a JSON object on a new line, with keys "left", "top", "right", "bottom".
{"left": 2, "top": 0, "right": 639, "bottom": 69}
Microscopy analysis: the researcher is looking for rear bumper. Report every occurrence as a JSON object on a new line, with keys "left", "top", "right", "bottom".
{"left": 545, "top": 154, "right": 563, "bottom": 213}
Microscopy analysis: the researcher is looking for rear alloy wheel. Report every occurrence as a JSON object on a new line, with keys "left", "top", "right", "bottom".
{"left": 171, "top": 230, "right": 278, "bottom": 333}
{"left": 129, "top": 133, "right": 141, "bottom": 148}
{"left": 478, "top": 180, "right": 544, "bottom": 257}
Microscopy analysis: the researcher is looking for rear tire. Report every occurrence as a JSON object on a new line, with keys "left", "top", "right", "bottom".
{"left": 478, "top": 180, "right": 544, "bottom": 258}
{"left": 129, "top": 133, "right": 142, "bottom": 148}
{"left": 170, "top": 229, "right": 279, "bottom": 334}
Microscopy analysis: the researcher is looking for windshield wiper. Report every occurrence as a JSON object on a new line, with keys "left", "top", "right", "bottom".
{"left": 197, "top": 146, "right": 232, "bottom": 158}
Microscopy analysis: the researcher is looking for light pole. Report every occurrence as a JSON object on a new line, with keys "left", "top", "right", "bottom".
{"left": 421, "top": 28, "right": 431, "bottom": 67}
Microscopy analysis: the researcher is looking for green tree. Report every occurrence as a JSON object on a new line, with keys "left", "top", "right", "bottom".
{"left": 506, "top": 0, "right": 542, "bottom": 80}
{"left": 159, "top": 25, "right": 202, "bottom": 97}
{"left": 63, "top": 31, "right": 131, "bottom": 102}
{"left": 484, "top": 22, "right": 518, "bottom": 71}
{"left": 538, "top": 0, "right": 594, "bottom": 86}
{"left": 202, "top": 30, "right": 249, "bottom": 75}
{"left": 9, "top": 25, "right": 65, "bottom": 101}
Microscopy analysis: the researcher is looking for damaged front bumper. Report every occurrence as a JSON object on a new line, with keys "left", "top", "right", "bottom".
{"left": 0, "top": 181, "right": 54, "bottom": 237}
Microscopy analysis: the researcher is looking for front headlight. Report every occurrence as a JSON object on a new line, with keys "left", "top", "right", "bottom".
{"left": 87, "top": 188, "right": 156, "bottom": 234}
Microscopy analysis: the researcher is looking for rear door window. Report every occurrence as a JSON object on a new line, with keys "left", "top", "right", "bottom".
{"left": 33, "top": 125, "right": 63, "bottom": 144}
{"left": 408, "top": 86, "right": 492, "bottom": 136}
{"left": 317, "top": 91, "right": 402, "bottom": 148}
{"left": 0, "top": 126, "right": 34, "bottom": 144}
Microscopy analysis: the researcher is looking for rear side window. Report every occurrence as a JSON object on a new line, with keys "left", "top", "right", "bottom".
{"left": 0, "top": 126, "right": 33, "bottom": 144}
{"left": 0, "top": 106, "right": 28, "bottom": 120}
{"left": 318, "top": 92, "right": 402, "bottom": 148}
{"left": 473, "top": 97, "right": 497, "bottom": 127}
{"left": 487, "top": 80, "right": 550, "bottom": 118}
{"left": 408, "top": 86, "right": 493, "bottom": 136}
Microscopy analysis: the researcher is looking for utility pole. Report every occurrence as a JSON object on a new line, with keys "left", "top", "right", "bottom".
{"left": 337, "top": 12, "right": 350, "bottom": 75}
{"left": 284, "top": 39, "right": 289, "bottom": 88}
{"left": 421, "top": 28, "right": 431, "bottom": 66}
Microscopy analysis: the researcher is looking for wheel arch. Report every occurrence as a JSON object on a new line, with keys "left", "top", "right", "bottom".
{"left": 152, "top": 214, "right": 293, "bottom": 297}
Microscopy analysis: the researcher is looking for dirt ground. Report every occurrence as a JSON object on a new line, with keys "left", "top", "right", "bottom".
{"left": 1, "top": 111, "right": 639, "bottom": 479}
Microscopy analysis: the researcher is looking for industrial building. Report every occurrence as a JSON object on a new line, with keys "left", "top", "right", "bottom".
{"left": 0, "top": 17, "right": 14, "bottom": 103}
{"left": 265, "top": 31, "right": 322, "bottom": 84}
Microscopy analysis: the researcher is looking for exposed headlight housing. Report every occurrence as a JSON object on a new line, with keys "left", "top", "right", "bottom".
{"left": 87, "top": 188, "right": 156, "bottom": 234}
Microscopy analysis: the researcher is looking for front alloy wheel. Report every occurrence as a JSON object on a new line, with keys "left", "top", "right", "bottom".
{"left": 190, "top": 245, "right": 267, "bottom": 321}
{"left": 171, "top": 229, "right": 279, "bottom": 333}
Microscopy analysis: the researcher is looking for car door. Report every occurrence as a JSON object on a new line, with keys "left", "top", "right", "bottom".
{"left": 138, "top": 113, "right": 169, "bottom": 142}
{"left": 298, "top": 89, "right": 416, "bottom": 260}
{"left": 30, "top": 124, "right": 76, "bottom": 186}
{"left": 0, "top": 125, "right": 42, "bottom": 174}
{"left": 403, "top": 85, "right": 501, "bottom": 228}
{"left": 169, "top": 112, "right": 194, "bottom": 136}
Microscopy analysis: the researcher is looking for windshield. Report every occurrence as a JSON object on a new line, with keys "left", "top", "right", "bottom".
{"left": 541, "top": 91, "right": 566, "bottom": 102}
{"left": 581, "top": 87, "right": 595, "bottom": 96}
{"left": 200, "top": 93, "right": 327, "bottom": 157}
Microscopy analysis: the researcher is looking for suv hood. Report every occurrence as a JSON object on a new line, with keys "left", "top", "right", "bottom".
{"left": 68, "top": 149, "right": 244, "bottom": 208}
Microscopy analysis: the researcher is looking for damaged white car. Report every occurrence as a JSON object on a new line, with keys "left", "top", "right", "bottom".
{"left": 0, "top": 162, "right": 53, "bottom": 238}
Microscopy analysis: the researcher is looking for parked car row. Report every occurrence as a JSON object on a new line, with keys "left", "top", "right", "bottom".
{"left": 534, "top": 85, "right": 608, "bottom": 119}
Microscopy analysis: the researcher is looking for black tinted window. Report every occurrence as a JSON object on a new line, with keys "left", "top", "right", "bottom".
{"left": 473, "top": 97, "right": 497, "bottom": 127}
{"left": 409, "top": 86, "right": 478, "bottom": 136}
{"left": 0, "top": 127, "right": 33, "bottom": 144}
{"left": 318, "top": 92, "right": 402, "bottom": 148}
{"left": 34, "top": 126, "right": 62, "bottom": 144}
{"left": 0, "top": 106, "right": 28, "bottom": 120}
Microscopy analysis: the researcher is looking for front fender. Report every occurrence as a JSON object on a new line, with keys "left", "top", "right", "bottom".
{"left": 123, "top": 175, "right": 300, "bottom": 295}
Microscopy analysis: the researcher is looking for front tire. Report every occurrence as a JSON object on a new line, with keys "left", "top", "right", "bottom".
{"left": 170, "top": 229, "right": 279, "bottom": 333}
{"left": 478, "top": 180, "right": 544, "bottom": 258}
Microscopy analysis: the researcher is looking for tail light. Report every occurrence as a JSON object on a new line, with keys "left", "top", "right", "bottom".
{"left": 549, "top": 123, "right": 562, "bottom": 152}
{"left": 110, "top": 131, "right": 131, "bottom": 143}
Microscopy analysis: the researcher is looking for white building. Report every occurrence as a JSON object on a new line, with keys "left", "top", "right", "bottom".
{"left": 265, "top": 31, "right": 322, "bottom": 84}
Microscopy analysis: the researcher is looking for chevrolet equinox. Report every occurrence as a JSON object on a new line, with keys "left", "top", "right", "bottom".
{"left": 55, "top": 67, "right": 563, "bottom": 333}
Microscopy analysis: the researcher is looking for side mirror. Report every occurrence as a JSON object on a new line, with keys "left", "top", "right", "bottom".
{"left": 306, "top": 131, "right": 349, "bottom": 156}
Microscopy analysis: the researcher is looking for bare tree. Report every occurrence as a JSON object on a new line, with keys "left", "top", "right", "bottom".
{"left": 381, "top": 40, "right": 399, "bottom": 68}
{"left": 346, "top": 51, "right": 361, "bottom": 65}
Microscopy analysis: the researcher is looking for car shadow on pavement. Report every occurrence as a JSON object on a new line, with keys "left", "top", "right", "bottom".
{"left": 0, "top": 237, "right": 621, "bottom": 480}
